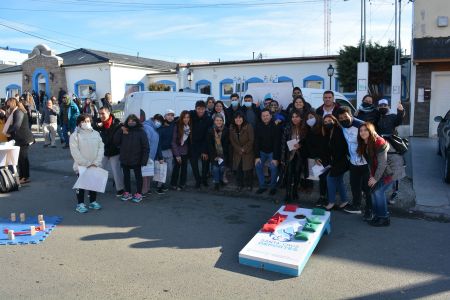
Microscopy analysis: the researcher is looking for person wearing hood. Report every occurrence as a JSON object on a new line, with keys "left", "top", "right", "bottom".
{"left": 155, "top": 109, "right": 176, "bottom": 194}
{"left": 225, "top": 93, "right": 242, "bottom": 128}
{"left": 241, "top": 94, "right": 261, "bottom": 128}
{"left": 60, "top": 94, "right": 80, "bottom": 149}
{"left": 355, "top": 95, "right": 380, "bottom": 124}
{"left": 376, "top": 99, "right": 405, "bottom": 136}
{"left": 207, "top": 114, "right": 229, "bottom": 191}
{"left": 142, "top": 114, "right": 163, "bottom": 195}
{"left": 114, "top": 114, "right": 149, "bottom": 203}
{"left": 69, "top": 114, "right": 104, "bottom": 213}
{"left": 95, "top": 106, "right": 124, "bottom": 196}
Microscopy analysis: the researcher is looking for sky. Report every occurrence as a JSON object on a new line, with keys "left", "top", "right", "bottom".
{"left": 0, "top": 0, "right": 412, "bottom": 63}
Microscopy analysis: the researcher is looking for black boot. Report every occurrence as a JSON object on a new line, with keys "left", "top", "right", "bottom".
{"left": 369, "top": 217, "right": 390, "bottom": 227}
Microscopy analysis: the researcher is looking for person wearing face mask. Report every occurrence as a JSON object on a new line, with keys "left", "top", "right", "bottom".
{"left": 321, "top": 114, "right": 350, "bottom": 211}
{"left": 60, "top": 94, "right": 80, "bottom": 149}
{"left": 207, "top": 114, "right": 229, "bottom": 191}
{"left": 376, "top": 99, "right": 405, "bottom": 203}
{"left": 355, "top": 95, "right": 380, "bottom": 124}
{"left": 337, "top": 106, "right": 372, "bottom": 217}
{"left": 376, "top": 99, "right": 405, "bottom": 136}
{"left": 305, "top": 112, "right": 330, "bottom": 206}
{"left": 225, "top": 93, "right": 242, "bottom": 128}
{"left": 69, "top": 114, "right": 104, "bottom": 213}
{"left": 241, "top": 94, "right": 261, "bottom": 128}
{"left": 155, "top": 109, "right": 176, "bottom": 194}
{"left": 142, "top": 114, "right": 163, "bottom": 195}
{"left": 114, "top": 114, "right": 149, "bottom": 203}
{"left": 95, "top": 106, "right": 124, "bottom": 197}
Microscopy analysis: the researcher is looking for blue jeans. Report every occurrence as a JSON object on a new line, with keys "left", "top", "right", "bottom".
{"left": 211, "top": 161, "right": 225, "bottom": 183}
{"left": 371, "top": 180, "right": 394, "bottom": 218}
{"left": 327, "top": 173, "right": 347, "bottom": 204}
{"left": 62, "top": 124, "right": 71, "bottom": 145}
{"left": 255, "top": 151, "right": 278, "bottom": 189}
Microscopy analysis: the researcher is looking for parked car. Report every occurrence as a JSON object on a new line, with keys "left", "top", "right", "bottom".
{"left": 434, "top": 109, "right": 450, "bottom": 183}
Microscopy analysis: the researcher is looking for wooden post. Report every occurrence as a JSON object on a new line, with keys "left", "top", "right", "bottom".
{"left": 30, "top": 226, "right": 36, "bottom": 236}
{"left": 38, "top": 214, "right": 44, "bottom": 222}
{"left": 10, "top": 213, "right": 16, "bottom": 222}
{"left": 20, "top": 213, "right": 26, "bottom": 222}
{"left": 7, "top": 230, "right": 15, "bottom": 240}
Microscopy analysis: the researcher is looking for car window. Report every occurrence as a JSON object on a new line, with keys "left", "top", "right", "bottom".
{"left": 336, "top": 99, "right": 356, "bottom": 115}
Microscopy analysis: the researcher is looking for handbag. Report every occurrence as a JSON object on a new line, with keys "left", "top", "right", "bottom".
{"left": 386, "top": 135, "right": 409, "bottom": 155}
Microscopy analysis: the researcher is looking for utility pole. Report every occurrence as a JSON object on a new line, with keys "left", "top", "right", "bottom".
{"left": 324, "top": 0, "right": 331, "bottom": 55}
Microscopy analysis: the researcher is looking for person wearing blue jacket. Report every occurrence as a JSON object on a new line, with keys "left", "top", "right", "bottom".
{"left": 60, "top": 94, "right": 80, "bottom": 149}
{"left": 142, "top": 114, "right": 162, "bottom": 195}
{"left": 155, "top": 109, "right": 175, "bottom": 194}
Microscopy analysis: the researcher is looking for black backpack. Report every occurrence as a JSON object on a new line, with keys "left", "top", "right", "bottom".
{"left": 385, "top": 135, "right": 409, "bottom": 155}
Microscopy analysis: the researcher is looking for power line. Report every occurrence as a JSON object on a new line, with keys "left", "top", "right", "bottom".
{"left": 0, "top": 0, "right": 324, "bottom": 13}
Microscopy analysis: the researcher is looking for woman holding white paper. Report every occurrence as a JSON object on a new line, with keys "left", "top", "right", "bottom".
{"left": 69, "top": 114, "right": 104, "bottom": 213}
{"left": 280, "top": 110, "right": 307, "bottom": 203}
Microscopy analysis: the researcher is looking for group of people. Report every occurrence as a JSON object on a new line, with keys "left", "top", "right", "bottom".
{"left": 2, "top": 85, "right": 406, "bottom": 227}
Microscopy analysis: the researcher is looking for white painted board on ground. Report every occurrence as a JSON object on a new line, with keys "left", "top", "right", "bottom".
{"left": 239, "top": 206, "right": 331, "bottom": 276}
{"left": 73, "top": 166, "right": 108, "bottom": 193}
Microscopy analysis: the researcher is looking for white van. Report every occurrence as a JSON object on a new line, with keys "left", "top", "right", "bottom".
{"left": 245, "top": 82, "right": 355, "bottom": 113}
{"left": 123, "top": 91, "right": 209, "bottom": 120}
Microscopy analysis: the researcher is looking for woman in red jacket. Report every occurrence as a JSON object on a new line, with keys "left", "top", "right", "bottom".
{"left": 357, "top": 122, "right": 393, "bottom": 227}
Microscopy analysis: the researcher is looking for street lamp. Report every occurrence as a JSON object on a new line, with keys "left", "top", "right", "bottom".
{"left": 327, "top": 64, "right": 335, "bottom": 90}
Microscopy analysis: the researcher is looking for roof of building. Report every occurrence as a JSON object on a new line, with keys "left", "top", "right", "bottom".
{"left": 0, "top": 64, "right": 22, "bottom": 73}
{"left": 182, "top": 55, "right": 338, "bottom": 68}
{"left": 0, "top": 47, "right": 177, "bottom": 74}
{"left": 59, "top": 48, "right": 177, "bottom": 70}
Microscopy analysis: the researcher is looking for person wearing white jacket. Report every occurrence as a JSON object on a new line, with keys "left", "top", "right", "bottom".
{"left": 70, "top": 114, "right": 104, "bottom": 213}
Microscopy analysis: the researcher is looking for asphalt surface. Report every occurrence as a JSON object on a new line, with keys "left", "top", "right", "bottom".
{"left": 0, "top": 140, "right": 449, "bottom": 299}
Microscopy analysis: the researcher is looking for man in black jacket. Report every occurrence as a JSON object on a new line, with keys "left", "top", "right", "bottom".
{"left": 316, "top": 90, "right": 340, "bottom": 118}
{"left": 190, "top": 100, "right": 213, "bottom": 188}
{"left": 96, "top": 106, "right": 124, "bottom": 196}
{"left": 355, "top": 94, "right": 380, "bottom": 124}
{"left": 254, "top": 109, "right": 281, "bottom": 195}
{"left": 225, "top": 93, "right": 241, "bottom": 127}
{"left": 376, "top": 99, "right": 405, "bottom": 135}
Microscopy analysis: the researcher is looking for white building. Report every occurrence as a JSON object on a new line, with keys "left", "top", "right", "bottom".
{"left": 0, "top": 44, "right": 177, "bottom": 103}
{"left": 148, "top": 56, "right": 340, "bottom": 102}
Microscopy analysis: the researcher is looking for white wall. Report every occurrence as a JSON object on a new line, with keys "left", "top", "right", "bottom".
{"left": 414, "top": 0, "right": 450, "bottom": 38}
{"left": 110, "top": 64, "right": 156, "bottom": 103}
{"left": 64, "top": 63, "right": 111, "bottom": 101}
{"left": 0, "top": 72, "right": 23, "bottom": 98}
{"left": 188, "top": 59, "right": 336, "bottom": 100}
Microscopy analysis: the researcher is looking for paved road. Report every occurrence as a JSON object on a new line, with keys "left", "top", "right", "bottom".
{"left": 0, "top": 141, "right": 449, "bottom": 299}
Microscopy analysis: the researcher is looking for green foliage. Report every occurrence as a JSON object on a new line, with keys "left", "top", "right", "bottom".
{"left": 336, "top": 41, "right": 399, "bottom": 99}
{"left": 149, "top": 83, "right": 171, "bottom": 91}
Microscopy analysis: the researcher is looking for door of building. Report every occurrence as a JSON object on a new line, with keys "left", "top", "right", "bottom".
{"left": 429, "top": 72, "right": 450, "bottom": 137}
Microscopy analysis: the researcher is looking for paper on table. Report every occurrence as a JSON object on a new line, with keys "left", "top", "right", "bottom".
{"left": 153, "top": 161, "right": 167, "bottom": 183}
{"left": 73, "top": 166, "right": 108, "bottom": 193}
{"left": 287, "top": 139, "right": 299, "bottom": 151}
